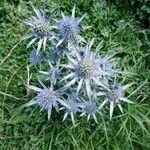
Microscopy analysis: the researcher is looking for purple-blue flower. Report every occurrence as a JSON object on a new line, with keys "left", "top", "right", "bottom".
{"left": 55, "top": 5, "right": 86, "bottom": 46}
{"left": 24, "top": 3, "right": 55, "bottom": 53}
{"left": 24, "top": 79, "right": 65, "bottom": 120}
{"left": 61, "top": 40, "right": 109, "bottom": 99}
{"left": 98, "top": 82, "right": 133, "bottom": 119}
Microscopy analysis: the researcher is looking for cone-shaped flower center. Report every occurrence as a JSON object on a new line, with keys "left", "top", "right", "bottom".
{"left": 34, "top": 22, "right": 49, "bottom": 37}
{"left": 36, "top": 89, "right": 59, "bottom": 109}
{"left": 78, "top": 61, "right": 93, "bottom": 78}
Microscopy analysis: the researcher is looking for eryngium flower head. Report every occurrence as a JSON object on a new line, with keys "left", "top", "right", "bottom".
{"left": 60, "top": 94, "right": 82, "bottom": 125}
{"left": 24, "top": 80, "right": 64, "bottom": 120}
{"left": 99, "top": 82, "right": 133, "bottom": 120}
{"left": 80, "top": 100, "right": 100, "bottom": 123}
{"left": 56, "top": 5, "right": 86, "bottom": 46}
{"left": 61, "top": 40, "right": 108, "bottom": 99}
{"left": 36, "top": 88, "right": 59, "bottom": 109}
{"left": 24, "top": 3, "right": 55, "bottom": 53}
{"left": 29, "top": 49, "right": 44, "bottom": 65}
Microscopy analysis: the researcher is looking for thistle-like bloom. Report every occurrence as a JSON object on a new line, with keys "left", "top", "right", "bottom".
{"left": 56, "top": 5, "right": 86, "bottom": 46}
{"left": 24, "top": 79, "right": 65, "bottom": 120}
{"left": 61, "top": 40, "right": 108, "bottom": 99}
{"left": 98, "top": 82, "right": 133, "bottom": 120}
{"left": 24, "top": 3, "right": 55, "bottom": 53}
{"left": 60, "top": 94, "right": 82, "bottom": 125}
{"left": 29, "top": 49, "right": 44, "bottom": 65}
{"left": 80, "top": 99, "right": 100, "bottom": 123}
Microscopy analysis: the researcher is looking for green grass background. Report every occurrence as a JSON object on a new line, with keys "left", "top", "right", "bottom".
{"left": 0, "top": 0, "right": 150, "bottom": 149}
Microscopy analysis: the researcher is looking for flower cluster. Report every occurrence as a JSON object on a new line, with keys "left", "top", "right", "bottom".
{"left": 24, "top": 3, "right": 133, "bottom": 124}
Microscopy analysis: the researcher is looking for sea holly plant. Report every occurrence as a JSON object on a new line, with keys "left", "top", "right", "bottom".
{"left": 23, "top": 3, "right": 134, "bottom": 125}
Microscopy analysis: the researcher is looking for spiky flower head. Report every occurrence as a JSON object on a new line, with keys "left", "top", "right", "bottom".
{"left": 60, "top": 94, "right": 82, "bottom": 125}
{"left": 36, "top": 88, "right": 59, "bottom": 109}
{"left": 61, "top": 40, "right": 108, "bottom": 99}
{"left": 24, "top": 3, "right": 55, "bottom": 53}
{"left": 24, "top": 79, "right": 64, "bottom": 120}
{"left": 56, "top": 5, "right": 86, "bottom": 46}
{"left": 99, "top": 82, "right": 133, "bottom": 120}
{"left": 29, "top": 49, "right": 44, "bottom": 65}
{"left": 80, "top": 99, "right": 100, "bottom": 123}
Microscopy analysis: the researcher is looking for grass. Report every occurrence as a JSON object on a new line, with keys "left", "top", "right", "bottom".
{"left": 0, "top": 0, "right": 150, "bottom": 149}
